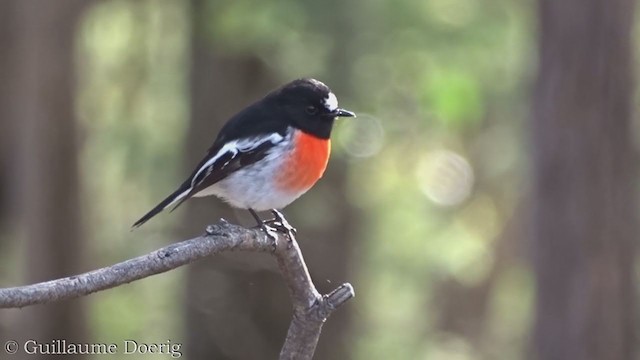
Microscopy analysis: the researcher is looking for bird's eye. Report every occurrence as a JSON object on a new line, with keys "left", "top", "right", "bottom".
{"left": 305, "top": 105, "right": 318, "bottom": 115}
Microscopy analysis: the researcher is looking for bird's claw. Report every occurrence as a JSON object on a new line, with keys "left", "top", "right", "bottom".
{"left": 264, "top": 209, "right": 297, "bottom": 240}
{"left": 250, "top": 209, "right": 295, "bottom": 250}
{"left": 259, "top": 223, "right": 279, "bottom": 251}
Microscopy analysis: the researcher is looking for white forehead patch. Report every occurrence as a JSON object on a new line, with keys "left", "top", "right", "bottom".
{"left": 323, "top": 92, "right": 338, "bottom": 112}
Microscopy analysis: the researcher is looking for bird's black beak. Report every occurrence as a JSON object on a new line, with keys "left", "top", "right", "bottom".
{"left": 335, "top": 108, "right": 356, "bottom": 118}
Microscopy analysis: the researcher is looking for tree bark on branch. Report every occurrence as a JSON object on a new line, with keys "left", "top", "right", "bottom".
{"left": 0, "top": 221, "right": 354, "bottom": 360}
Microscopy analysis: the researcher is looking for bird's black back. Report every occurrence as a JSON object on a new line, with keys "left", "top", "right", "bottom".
{"left": 208, "top": 97, "right": 288, "bottom": 152}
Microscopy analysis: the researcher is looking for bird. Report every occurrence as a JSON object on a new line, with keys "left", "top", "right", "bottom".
{"left": 132, "top": 78, "right": 356, "bottom": 235}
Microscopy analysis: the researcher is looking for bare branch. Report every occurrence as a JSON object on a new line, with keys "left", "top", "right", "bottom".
{"left": 0, "top": 220, "right": 355, "bottom": 360}
{"left": 274, "top": 229, "right": 354, "bottom": 360}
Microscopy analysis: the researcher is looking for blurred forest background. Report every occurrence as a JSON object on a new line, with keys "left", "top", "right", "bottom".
{"left": 0, "top": 0, "right": 636, "bottom": 359}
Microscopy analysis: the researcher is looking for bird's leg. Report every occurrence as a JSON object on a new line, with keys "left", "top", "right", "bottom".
{"left": 264, "top": 209, "right": 297, "bottom": 240}
{"left": 249, "top": 208, "right": 279, "bottom": 245}
{"left": 248, "top": 208, "right": 264, "bottom": 227}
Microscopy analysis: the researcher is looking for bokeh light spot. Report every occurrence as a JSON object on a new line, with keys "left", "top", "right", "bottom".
{"left": 426, "top": 0, "right": 478, "bottom": 28}
{"left": 337, "top": 113, "right": 385, "bottom": 158}
{"left": 416, "top": 150, "right": 474, "bottom": 206}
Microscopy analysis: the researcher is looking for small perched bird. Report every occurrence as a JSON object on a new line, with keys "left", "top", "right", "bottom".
{"left": 132, "top": 78, "right": 356, "bottom": 233}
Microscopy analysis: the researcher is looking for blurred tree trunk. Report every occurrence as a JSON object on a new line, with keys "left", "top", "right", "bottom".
{"left": 183, "top": 1, "right": 284, "bottom": 359}
{"left": 183, "top": 53, "right": 286, "bottom": 359}
{"left": 183, "top": 1, "right": 359, "bottom": 359}
{"left": 4, "top": 1, "right": 89, "bottom": 357}
{"left": 0, "top": 0, "right": 11, "bottom": 227}
{"left": 531, "top": 0, "right": 636, "bottom": 359}
{"left": 0, "top": 0, "right": 13, "bottom": 341}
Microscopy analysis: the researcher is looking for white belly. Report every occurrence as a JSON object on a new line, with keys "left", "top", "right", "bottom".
{"left": 192, "top": 136, "right": 309, "bottom": 211}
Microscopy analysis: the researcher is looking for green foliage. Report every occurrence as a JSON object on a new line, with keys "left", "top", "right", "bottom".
{"left": 422, "top": 69, "right": 484, "bottom": 128}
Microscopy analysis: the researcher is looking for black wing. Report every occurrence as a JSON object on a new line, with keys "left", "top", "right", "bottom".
{"left": 132, "top": 133, "right": 284, "bottom": 228}
{"left": 132, "top": 96, "right": 289, "bottom": 228}
{"left": 169, "top": 136, "right": 281, "bottom": 210}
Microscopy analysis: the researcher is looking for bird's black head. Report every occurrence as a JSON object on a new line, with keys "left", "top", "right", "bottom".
{"left": 268, "top": 78, "right": 355, "bottom": 139}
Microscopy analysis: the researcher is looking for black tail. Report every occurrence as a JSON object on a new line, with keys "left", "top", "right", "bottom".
{"left": 132, "top": 182, "right": 192, "bottom": 228}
